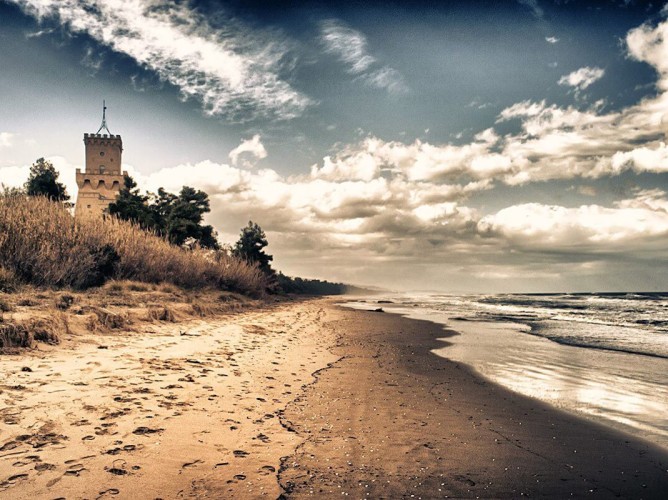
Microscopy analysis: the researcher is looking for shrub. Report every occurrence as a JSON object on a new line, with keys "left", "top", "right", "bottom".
{"left": 0, "top": 297, "right": 14, "bottom": 312}
{"left": 28, "top": 319, "right": 60, "bottom": 345}
{"left": 147, "top": 306, "right": 175, "bottom": 322}
{"left": 91, "top": 308, "right": 127, "bottom": 329}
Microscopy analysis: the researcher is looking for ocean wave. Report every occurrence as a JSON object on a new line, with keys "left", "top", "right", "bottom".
{"left": 525, "top": 330, "right": 668, "bottom": 360}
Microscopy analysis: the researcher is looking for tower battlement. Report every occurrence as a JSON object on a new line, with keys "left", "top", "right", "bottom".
{"left": 84, "top": 133, "right": 123, "bottom": 141}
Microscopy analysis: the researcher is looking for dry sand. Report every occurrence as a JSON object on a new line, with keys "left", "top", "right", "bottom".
{"left": 2, "top": 298, "right": 667, "bottom": 499}
{"left": 1, "top": 299, "right": 337, "bottom": 499}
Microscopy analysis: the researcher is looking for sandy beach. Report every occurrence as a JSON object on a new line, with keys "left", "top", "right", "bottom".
{"left": 0, "top": 298, "right": 337, "bottom": 499}
{"left": 2, "top": 299, "right": 668, "bottom": 499}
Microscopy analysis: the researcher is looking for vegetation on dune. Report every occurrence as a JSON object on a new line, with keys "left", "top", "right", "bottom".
{"left": 1, "top": 163, "right": 354, "bottom": 299}
{"left": 0, "top": 281, "right": 259, "bottom": 350}
{"left": 0, "top": 194, "right": 267, "bottom": 295}
{"left": 0, "top": 159, "right": 358, "bottom": 352}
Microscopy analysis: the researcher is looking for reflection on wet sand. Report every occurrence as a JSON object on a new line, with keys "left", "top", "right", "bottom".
{"left": 437, "top": 317, "right": 668, "bottom": 449}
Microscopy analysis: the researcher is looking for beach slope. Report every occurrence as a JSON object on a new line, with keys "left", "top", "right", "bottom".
{"left": 279, "top": 305, "right": 668, "bottom": 498}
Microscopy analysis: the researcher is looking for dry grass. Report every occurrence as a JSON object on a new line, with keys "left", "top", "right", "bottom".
{"left": 0, "top": 323, "right": 33, "bottom": 349}
{"left": 27, "top": 318, "right": 60, "bottom": 344}
{"left": 146, "top": 305, "right": 176, "bottom": 322}
{"left": 0, "top": 282, "right": 265, "bottom": 352}
{"left": 87, "top": 307, "right": 129, "bottom": 330}
{"left": 0, "top": 195, "right": 268, "bottom": 296}
{"left": 0, "top": 318, "right": 61, "bottom": 350}
{"left": 0, "top": 266, "right": 18, "bottom": 292}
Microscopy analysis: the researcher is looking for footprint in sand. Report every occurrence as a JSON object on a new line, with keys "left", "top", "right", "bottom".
{"left": 233, "top": 450, "right": 249, "bottom": 458}
{"left": 35, "top": 463, "right": 56, "bottom": 472}
{"left": 97, "top": 488, "right": 120, "bottom": 498}
{"left": 64, "top": 464, "right": 86, "bottom": 476}
{"left": 181, "top": 459, "right": 204, "bottom": 469}
{"left": 0, "top": 440, "right": 20, "bottom": 452}
{"left": 132, "top": 426, "right": 164, "bottom": 435}
{"left": 0, "top": 473, "right": 29, "bottom": 488}
{"left": 255, "top": 434, "right": 270, "bottom": 443}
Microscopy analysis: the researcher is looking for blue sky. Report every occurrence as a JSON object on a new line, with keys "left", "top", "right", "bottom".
{"left": 1, "top": 0, "right": 668, "bottom": 292}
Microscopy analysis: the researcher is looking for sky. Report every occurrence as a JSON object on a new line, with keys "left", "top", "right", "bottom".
{"left": 1, "top": 0, "right": 668, "bottom": 292}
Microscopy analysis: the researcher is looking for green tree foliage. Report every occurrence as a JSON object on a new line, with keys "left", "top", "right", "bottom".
{"left": 108, "top": 175, "right": 219, "bottom": 250}
{"left": 163, "top": 186, "right": 218, "bottom": 249}
{"left": 233, "top": 221, "right": 274, "bottom": 275}
{"left": 24, "top": 158, "right": 69, "bottom": 202}
{"left": 108, "top": 175, "right": 155, "bottom": 229}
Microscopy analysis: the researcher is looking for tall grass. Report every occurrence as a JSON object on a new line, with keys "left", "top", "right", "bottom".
{"left": 0, "top": 195, "right": 267, "bottom": 296}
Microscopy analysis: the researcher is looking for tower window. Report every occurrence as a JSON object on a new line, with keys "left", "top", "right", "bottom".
{"left": 100, "top": 165, "right": 106, "bottom": 173}
{"left": 100, "top": 151, "right": 105, "bottom": 157}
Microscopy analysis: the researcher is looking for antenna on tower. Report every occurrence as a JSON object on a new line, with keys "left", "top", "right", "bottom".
{"left": 96, "top": 100, "right": 112, "bottom": 135}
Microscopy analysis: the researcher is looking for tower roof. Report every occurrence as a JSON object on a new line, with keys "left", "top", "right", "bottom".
{"left": 96, "top": 100, "right": 112, "bottom": 135}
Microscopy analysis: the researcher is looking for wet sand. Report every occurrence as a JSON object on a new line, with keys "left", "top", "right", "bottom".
{"left": 1, "top": 299, "right": 667, "bottom": 498}
{"left": 279, "top": 305, "right": 668, "bottom": 498}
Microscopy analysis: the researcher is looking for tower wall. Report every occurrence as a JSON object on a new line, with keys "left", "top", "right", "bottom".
{"left": 75, "top": 133, "right": 126, "bottom": 218}
{"left": 84, "top": 133, "right": 123, "bottom": 175}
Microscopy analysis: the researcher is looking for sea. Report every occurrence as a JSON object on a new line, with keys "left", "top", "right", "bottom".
{"left": 344, "top": 292, "right": 668, "bottom": 450}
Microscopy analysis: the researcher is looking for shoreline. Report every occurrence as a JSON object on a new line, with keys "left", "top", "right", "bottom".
{"left": 279, "top": 303, "right": 668, "bottom": 498}
{"left": 344, "top": 298, "right": 668, "bottom": 451}
{"left": 1, "top": 297, "right": 667, "bottom": 498}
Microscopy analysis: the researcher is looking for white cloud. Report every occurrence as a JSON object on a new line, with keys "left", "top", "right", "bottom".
{"left": 319, "top": 20, "right": 376, "bottom": 73}
{"left": 479, "top": 193, "right": 668, "bottom": 250}
{"left": 558, "top": 66, "right": 605, "bottom": 91}
{"left": 319, "top": 19, "right": 408, "bottom": 94}
{"left": 228, "top": 135, "right": 268, "bottom": 168}
{"left": 545, "top": 36, "right": 559, "bottom": 44}
{"left": 8, "top": 0, "right": 312, "bottom": 121}
{"left": 610, "top": 142, "right": 668, "bottom": 174}
{"left": 0, "top": 133, "right": 15, "bottom": 149}
{"left": 627, "top": 18, "right": 668, "bottom": 90}
{"left": 517, "top": 0, "right": 544, "bottom": 19}
{"left": 5, "top": 11, "right": 668, "bottom": 291}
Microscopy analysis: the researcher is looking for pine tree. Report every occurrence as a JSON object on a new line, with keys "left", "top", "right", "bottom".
{"left": 25, "top": 158, "right": 69, "bottom": 202}
{"left": 233, "top": 221, "right": 274, "bottom": 275}
{"left": 108, "top": 175, "right": 156, "bottom": 229}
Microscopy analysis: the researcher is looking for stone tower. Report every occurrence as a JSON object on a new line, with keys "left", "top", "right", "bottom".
{"left": 75, "top": 102, "right": 127, "bottom": 217}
